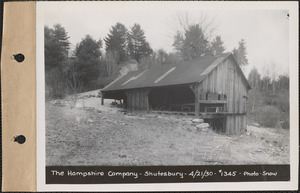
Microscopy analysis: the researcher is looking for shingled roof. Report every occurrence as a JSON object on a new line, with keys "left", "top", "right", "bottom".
{"left": 102, "top": 53, "right": 250, "bottom": 92}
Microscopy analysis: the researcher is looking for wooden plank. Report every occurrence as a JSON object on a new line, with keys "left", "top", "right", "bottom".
{"left": 195, "top": 85, "right": 200, "bottom": 117}
{"left": 199, "top": 100, "right": 227, "bottom": 104}
{"left": 140, "top": 89, "right": 144, "bottom": 109}
{"left": 101, "top": 92, "right": 105, "bottom": 105}
{"left": 146, "top": 94, "right": 149, "bottom": 111}
{"left": 235, "top": 115, "right": 238, "bottom": 134}
{"left": 215, "top": 65, "right": 219, "bottom": 93}
{"left": 211, "top": 69, "right": 215, "bottom": 93}
{"left": 235, "top": 73, "right": 240, "bottom": 113}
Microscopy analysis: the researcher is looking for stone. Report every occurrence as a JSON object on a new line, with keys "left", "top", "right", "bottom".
{"left": 201, "top": 128, "right": 209, "bottom": 132}
{"left": 88, "top": 119, "right": 94, "bottom": 123}
{"left": 196, "top": 123, "right": 209, "bottom": 129}
{"left": 192, "top": 118, "right": 204, "bottom": 123}
{"left": 253, "top": 122, "right": 260, "bottom": 127}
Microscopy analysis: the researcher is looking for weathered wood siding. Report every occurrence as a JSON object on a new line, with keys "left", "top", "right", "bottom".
{"left": 198, "top": 56, "right": 249, "bottom": 134}
{"left": 125, "top": 88, "right": 150, "bottom": 111}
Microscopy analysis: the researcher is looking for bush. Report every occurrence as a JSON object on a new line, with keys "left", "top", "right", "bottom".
{"left": 257, "top": 106, "right": 281, "bottom": 128}
{"left": 281, "top": 119, "right": 290, "bottom": 130}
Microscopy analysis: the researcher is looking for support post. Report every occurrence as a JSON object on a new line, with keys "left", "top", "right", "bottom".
{"left": 194, "top": 85, "right": 200, "bottom": 117}
{"left": 101, "top": 92, "right": 105, "bottom": 105}
{"left": 145, "top": 89, "right": 151, "bottom": 112}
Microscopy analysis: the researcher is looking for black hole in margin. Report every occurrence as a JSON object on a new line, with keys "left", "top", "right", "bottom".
{"left": 13, "top": 53, "right": 25, "bottom": 62}
{"left": 14, "top": 135, "right": 26, "bottom": 144}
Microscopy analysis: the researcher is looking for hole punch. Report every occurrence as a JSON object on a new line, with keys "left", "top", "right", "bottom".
{"left": 13, "top": 53, "right": 25, "bottom": 62}
{"left": 14, "top": 135, "right": 26, "bottom": 144}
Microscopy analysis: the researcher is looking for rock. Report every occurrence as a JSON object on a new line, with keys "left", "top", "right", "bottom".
{"left": 253, "top": 122, "right": 260, "bottom": 127}
{"left": 192, "top": 118, "right": 204, "bottom": 123}
{"left": 201, "top": 128, "right": 209, "bottom": 132}
{"left": 196, "top": 123, "right": 209, "bottom": 129}
{"left": 88, "top": 119, "right": 94, "bottom": 123}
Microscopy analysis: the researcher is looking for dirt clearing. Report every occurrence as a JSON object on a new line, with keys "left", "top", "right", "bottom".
{"left": 46, "top": 97, "right": 289, "bottom": 166}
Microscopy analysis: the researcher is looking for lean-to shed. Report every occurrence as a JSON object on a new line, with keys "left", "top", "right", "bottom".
{"left": 101, "top": 53, "right": 251, "bottom": 135}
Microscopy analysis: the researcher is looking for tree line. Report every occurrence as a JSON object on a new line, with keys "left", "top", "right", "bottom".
{"left": 45, "top": 23, "right": 153, "bottom": 99}
{"left": 45, "top": 20, "right": 249, "bottom": 99}
{"left": 247, "top": 67, "right": 289, "bottom": 128}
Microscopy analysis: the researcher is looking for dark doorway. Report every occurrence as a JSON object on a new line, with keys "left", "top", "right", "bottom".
{"left": 148, "top": 85, "right": 195, "bottom": 111}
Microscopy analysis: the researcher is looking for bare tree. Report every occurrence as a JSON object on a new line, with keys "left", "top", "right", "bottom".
{"left": 168, "top": 11, "right": 217, "bottom": 41}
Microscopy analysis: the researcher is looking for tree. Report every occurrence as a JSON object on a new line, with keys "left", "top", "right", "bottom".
{"left": 261, "top": 76, "right": 272, "bottom": 92}
{"left": 172, "top": 31, "right": 184, "bottom": 53}
{"left": 45, "top": 24, "right": 70, "bottom": 70}
{"left": 157, "top": 49, "right": 168, "bottom": 65}
{"left": 247, "top": 67, "right": 261, "bottom": 112}
{"left": 105, "top": 50, "right": 119, "bottom": 81}
{"left": 181, "top": 24, "right": 211, "bottom": 60}
{"left": 248, "top": 67, "right": 261, "bottom": 89}
{"left": 232, "top": 39, "right": 249, "bottom": 67}
{"left": 104, "top": 23, "right": 128, "bottom": 64}
{"left": 211, "top": 36, "right": 225, "bottom": 56}
{"left": 44, "top": 24, "right": 70, "bottom": 99}
{"left": 127, "top": 23, "right": 153, "bottom": 62}
{"left": 276, "top": 74, "right": 289, "bottom": 90}
{"left": 65, "top": 57, "right": 83, "bottom": 94}
{"left": 74, "top": 35, "right": 102, "bottom": 90}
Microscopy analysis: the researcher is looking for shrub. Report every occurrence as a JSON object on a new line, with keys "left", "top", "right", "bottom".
{"left": 281, "top": 119, "right": 290, "bottom": 130}
{"left": 257, "top": 106, "right": 281, "bottom": 128}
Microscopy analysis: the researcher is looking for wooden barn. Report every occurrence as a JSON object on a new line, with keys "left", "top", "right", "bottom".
{"left": 101, "top": 53, "right": 251, "bottom": 135}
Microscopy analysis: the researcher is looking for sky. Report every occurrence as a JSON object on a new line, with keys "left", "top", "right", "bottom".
{"left": 39, "top": 1, "right": 292, "bottom": 78}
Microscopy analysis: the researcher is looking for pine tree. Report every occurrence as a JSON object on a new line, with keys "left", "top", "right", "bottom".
{"left": 172, "top": 31, "right": 184, "bottom": 53}
{"left": 74, "top": 35, "right": 102, "bottom": 90}
{"left": 173, "top": 24, "right": 211, "bottom": 61}
{"left": 104, "top": 23, "right": 128, "bottom": 64}
{"left": 127, "top": 23, "right": 153, "bottom": 62}
{"left": 211, "top": 36, "right": 225, "bottom": 56}
{"left": 232, "top": 39, "right": 249, "bottom": 67}
{"left": 44, "top": 24, "right": 70, "bottom": 98}
{"left": 248, "top": 67, "right": 261, "bottom": 89}
{"left": 44, "top": 24, "right": 70, "bottom": 70}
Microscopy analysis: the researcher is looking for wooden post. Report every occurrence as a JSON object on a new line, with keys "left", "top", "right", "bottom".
{"left": 195, "top": 85, "right": 200, "bottom": 117}
{"left": 145, "top": 89, "right": 151, "bottom": 112}
{"left": 101, "top": 92, "right": 105, "bottom": 105}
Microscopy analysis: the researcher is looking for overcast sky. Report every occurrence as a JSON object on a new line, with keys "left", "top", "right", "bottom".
{"left": 40, "top": 1, "right": 292, "bottom": 77}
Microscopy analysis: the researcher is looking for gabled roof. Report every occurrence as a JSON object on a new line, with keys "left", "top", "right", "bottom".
{"left": 102, "top": 53, "right": 250, "bottom": 92}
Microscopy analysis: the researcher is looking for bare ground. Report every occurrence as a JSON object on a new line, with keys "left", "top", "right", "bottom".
{"left": 46, "top": 96, "right": 289, "bottom": 166}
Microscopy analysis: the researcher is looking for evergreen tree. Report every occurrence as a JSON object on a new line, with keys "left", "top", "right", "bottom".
{"left": 127, "top": 23, "right": 153, "bottom": 62}
{"left": 232, "top": 39, "right": 249, "bottom": 67}
{"left": 248, "top": 67, "right": 261, "bottom": 89}
{"left": 173, "top": 24, "right": 211, "bottom": 61}
{"left": 211, "top": 36, "right": 225, "bottom": 56}
{"left": 74, "top": 35, "right": 102, "bottom": 90}
{"left": 104, "top": 23, "right": 128, "bottom": 64}
{"left": 44, "top": 24, "right": 70, "bottom": 70}
{"left": 172, "top": 31, "right": 184, "bottom": 53}
{"left": 44, "top": 24, "right": 70, "bottom": 98}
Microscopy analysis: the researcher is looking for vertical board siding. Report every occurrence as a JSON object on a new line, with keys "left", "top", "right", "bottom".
{"left": 199, "top": 58, "right": 248, "bottom": 135}
{"left": 126, "top": 88, "right": 150, "bottom": 111}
